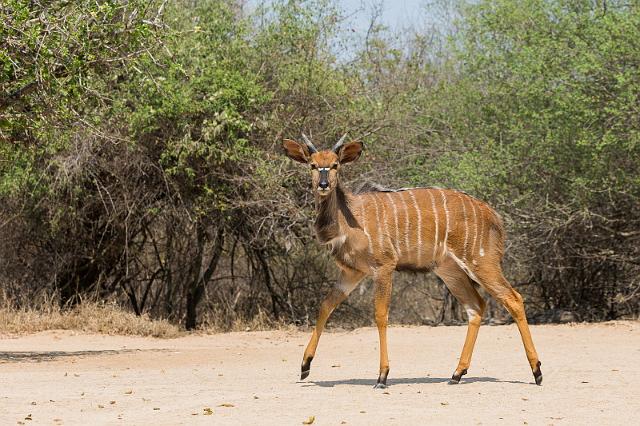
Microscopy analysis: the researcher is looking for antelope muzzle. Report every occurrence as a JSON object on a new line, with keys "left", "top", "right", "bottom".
{"left": 317, "top": 168, "right": 330, "bottom": 192}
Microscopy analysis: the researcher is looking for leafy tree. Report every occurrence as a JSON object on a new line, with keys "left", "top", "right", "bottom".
{"left": 1, "top": 0, "right": 637, "bottom": 327}
{"left": 411, "top": 0, "right": 640, "bottom": 319}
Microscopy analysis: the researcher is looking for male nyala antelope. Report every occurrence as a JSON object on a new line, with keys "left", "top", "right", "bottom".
{"left": 283, "top": 134, "right": 542, "bottom": 388}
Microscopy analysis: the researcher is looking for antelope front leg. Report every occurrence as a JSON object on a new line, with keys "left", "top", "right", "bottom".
{"left": 301, "top": 268, "right": 365, "bottom": 380}
{"left": 373, "top": 269, "right": 393, "bottom": 389}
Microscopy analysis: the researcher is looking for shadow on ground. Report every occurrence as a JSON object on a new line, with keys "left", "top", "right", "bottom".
{"left": 305, "top": 376, "right": 529, "bottom": 387}
{"left": 0, "top": 349, "right": 169, "bottom": 363}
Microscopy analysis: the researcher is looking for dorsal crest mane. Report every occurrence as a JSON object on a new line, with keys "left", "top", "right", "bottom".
{"left": 354, "top": 182, "right": 444, "bottom": 195}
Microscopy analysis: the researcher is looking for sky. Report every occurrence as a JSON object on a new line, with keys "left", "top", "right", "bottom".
{"left": 243, "top": 0, "right": 451, "bottom": 60}
{"left": 245, "top": 0, "right": 433, "bottom": 33}
{"left": 340, "top": 0, "right": 427, "bottom": 32}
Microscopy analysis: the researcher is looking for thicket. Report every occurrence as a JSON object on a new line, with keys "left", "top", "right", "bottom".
{"left": 1, "top": 0, "right": 638, "bottom": 330}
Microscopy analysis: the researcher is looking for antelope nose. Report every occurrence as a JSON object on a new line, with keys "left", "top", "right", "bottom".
{"left": 319, "top": 181, "right": 329, "bottom": 189}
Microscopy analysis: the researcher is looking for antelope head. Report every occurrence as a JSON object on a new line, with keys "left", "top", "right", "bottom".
{"left": 283, "top": 133, "right": 363, "bottom": 197}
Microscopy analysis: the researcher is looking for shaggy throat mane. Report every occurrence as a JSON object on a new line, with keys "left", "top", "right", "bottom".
{"left": 314, "top": 183, "right": 359, "bottom": 244}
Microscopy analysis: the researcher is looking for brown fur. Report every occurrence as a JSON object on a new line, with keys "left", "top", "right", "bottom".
{"left": 283, "top": 138, "right": 542, "bottom": 387}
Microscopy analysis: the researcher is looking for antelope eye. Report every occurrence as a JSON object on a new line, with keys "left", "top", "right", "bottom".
{"left": 330, "top": 163, "right": 338, "bottom": 169}
{"left": 310, "top": 164, "right": 317, "bottom": 170}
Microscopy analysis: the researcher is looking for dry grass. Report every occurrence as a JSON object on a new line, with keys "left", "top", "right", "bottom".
{"left": 0, "top": 302, "right": 182, "bottom": 338}
{"left": 198, "top": 307, "right": 295, "bottom": 333}
{"left": 0, "top": 300, "right": 295, "bottom": 338}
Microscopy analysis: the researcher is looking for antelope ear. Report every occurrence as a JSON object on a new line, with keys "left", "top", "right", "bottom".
{"left": 282, "top": 139, "right": 310, "bottom": 164}
{"left": 337, "top": 141, "right": 363, "bottom": 164}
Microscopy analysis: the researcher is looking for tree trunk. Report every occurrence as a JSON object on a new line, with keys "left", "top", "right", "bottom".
{"left": 185, "top": 226, "right": 224, "bottom": 330}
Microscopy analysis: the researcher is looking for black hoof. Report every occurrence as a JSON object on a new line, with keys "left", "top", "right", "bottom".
{"left": 533, "top": 361, "right": 542, "bottom": 386}
{"left": 300, "top": 369, "right": 310, "bottom": 380}
{"left": 374, "top": 368, "right": 389, "bottom": 389}
{"left": 300, "top": 357, "right": 313, "bottom": 380}
{"left": 449, "top": 368, "right": 467, "bottom": 385}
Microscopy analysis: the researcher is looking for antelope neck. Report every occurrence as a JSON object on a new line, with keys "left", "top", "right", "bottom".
{"left": 314, "top": 182, "right": 355, "bottom": 244}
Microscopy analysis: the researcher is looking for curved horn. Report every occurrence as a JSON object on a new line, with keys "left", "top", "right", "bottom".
{"left": 301, "top": 133, "right": 318, "bottom": 154}
{"left": 332, "top": 133, "right": 348, "bottom": 152}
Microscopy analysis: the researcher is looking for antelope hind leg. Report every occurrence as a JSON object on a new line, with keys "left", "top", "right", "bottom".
{"left": 475, "top": 265, "right": 543, "bottom": 385}
{"left": 435, "top": 257, "right": 486, "bottom": 384}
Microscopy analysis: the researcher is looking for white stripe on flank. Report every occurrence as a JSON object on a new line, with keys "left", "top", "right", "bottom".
{"left": 360, "top": 202, "right": 373, "bottom": 254}
{"left": 478, "top": 211, "right": 485, "bottom": 257}
{"left": 408, "top": 190, "right": 422, "bottom": 264}
{"left": 470, "top": 199, "right": 478, "bottom": 257}
{"left": 386, "top": 192, "right": 400, "bottom": 255}
{"left": 398, "top": 191, "right": 411, "bottom": 255}
{"left": 439, "top": 189, "right": 450, "bottom": 251}
{"left": 372, "top": 194, "right": 384, "bottom": 250}
{"left": 458, "top": 193, "right": 469, "bottom": 260}
{"left": 428, "top": 189, "right": 439, "bottom": 259}
{"left": 377, "top": 193, "right": 391, "bottom": 253}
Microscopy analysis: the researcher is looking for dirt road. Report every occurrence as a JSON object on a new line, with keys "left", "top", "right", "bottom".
{"left": 1, "top": 322, "right": 639, "bottom": 425}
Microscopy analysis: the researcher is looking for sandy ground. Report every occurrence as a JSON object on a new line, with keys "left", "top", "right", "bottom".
{"left": 1, "top": 322, "right": 639, "bottom": 425}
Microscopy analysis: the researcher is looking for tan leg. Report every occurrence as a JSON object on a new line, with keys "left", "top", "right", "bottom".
{"left": 435, "top": 257, "right": 486, "bottom": 384}
{"left": 475, "top": 265, "right": 543, "bottom": 385}
{"left": 300, "top": 267, "right": 365, "bottom": 380}
{"left": 373, "top": 268, "right": 394, "bottom": 388}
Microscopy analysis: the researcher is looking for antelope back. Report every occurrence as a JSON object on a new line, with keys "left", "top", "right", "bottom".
{"left": 354, "top": 187, "right": 504, "bottom": 271}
